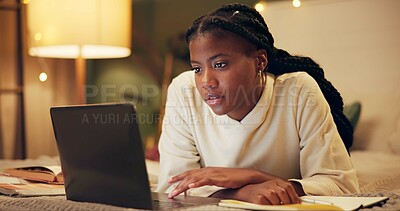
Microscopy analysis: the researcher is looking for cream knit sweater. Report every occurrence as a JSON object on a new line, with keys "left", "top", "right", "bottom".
{"left": 157, "top": 71, "right": 359, "bottom": 197}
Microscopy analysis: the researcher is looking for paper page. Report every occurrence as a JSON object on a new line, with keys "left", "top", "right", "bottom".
{"left": 0, "top": 183, "right": 65, "bottom": 196}
{"left": 9, "top": 165, "right": 62, "bottom": 175}
{"left": 0, "top": 175, "right": 28, "bottom": 184}
{"left": 219, "top": 196, "right": 388, "bottom": 211}
{"left": 219, "top": 199, "right": 343, "bottom": 211}
{"left": 301, "top": 196, "right": 388, "bottom": 210}
{"left": 18, "top": 184, "right": 65, "bottom": 196}
{"left": 41, "top": 166, "right": 62, "bottom": 175}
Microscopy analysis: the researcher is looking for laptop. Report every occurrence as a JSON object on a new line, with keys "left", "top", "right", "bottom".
{"left": 50, "top": 103, "right": 220, "bottom": 210}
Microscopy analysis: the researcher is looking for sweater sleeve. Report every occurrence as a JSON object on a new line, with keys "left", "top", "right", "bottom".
{"left": 290, "top": 73, "right": 360, "bottom": 196}
{"left": 156, "top": 74, "right": 234, "bottom": 197}
{"left": 156, "top": 78, "right": 200, "bottom": 194}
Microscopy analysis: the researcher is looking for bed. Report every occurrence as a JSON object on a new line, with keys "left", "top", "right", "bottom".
{"left": 0, "top": 150, "right": 399, "bottom": 211}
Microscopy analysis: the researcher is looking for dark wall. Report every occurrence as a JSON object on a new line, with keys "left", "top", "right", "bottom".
{"left": 152, "top": 0, "right": 258, "bottom": 55}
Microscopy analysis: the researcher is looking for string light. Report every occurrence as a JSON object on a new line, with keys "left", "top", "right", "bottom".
{"left": 39, "top": 72, "right": 47, "bottom": 82}
{"left": 34, "top": 33, "right": 42, "bottom": 41}
{"left": 255, "top": 2, "right": 266, "bottom": 12}
{"left": 293, "top": 0, "right": 301, "bottom": 8}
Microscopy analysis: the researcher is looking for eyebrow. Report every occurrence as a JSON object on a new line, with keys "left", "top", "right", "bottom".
{"left": 190, "top": 53, "right": 228, "bottom": 64}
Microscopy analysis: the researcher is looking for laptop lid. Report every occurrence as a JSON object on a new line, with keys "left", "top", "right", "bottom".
{"left": 50, "top": 103, "right": 153, "bottom": 209}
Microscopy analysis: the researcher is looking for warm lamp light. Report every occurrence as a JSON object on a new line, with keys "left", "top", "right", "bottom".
{"left": 39, "top": 72, "right": 47, "bottom": 82}
{"left": 255, "top": 2, "right": 266, "bottom": 12}
{"left": 26, "top": 0, "right": 132, "bottom": 103}
{"left": 293, "top": 0, "right": 301, "bottom": 8}
{"left": 27, "top": 0, "right": 132, "bottom": 59}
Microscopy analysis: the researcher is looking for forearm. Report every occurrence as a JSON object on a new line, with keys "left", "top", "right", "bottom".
{"left": 211, "top": 178, "right": 305, "bottom": 200}
{"left": 210, "top": 188, "right": 239, "bottom": 199}
{"left": 211, "top": 181, "right": 305, "bottom": 199}
{"left": 247, "top": 169, "right": 276, "bottom": 184}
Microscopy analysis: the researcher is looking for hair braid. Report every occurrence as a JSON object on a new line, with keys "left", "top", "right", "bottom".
{"left": 201, "top": 18, "right": 272, "bottom": 54}
{"left": 185, "top": 4, "right": 354, "bottom": 151}
{"left": 217, "top": 3, "right": 274, "bottom": 44}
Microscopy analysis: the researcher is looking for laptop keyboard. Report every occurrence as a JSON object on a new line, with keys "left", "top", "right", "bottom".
{"left": 153, "top": 199, "right": 196, "bottom": 210}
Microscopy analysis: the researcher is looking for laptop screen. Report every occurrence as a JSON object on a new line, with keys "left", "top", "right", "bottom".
{"left": 50, "top": 103, "right": 153, "bottom": 209}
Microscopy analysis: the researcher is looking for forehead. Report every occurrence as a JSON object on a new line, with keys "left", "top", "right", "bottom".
{"left": 189, "top": 30, "right": 256, "bottom": 55}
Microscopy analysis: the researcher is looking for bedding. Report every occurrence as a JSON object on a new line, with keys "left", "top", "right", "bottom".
{"left": 0, "top": 151, "right": 399, "bottom": 210}
{"left": 350, "top": 150, "right": 400, "bottom": 195}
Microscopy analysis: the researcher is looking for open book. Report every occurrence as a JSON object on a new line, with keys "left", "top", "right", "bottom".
{"left": 3, "top": 166, "right": 63, "bottom": 184}
{"left": 0, "top": 183, "right": 65, "bottom": 197}
{"left": 219, "top": 196, "right": 389, "bottom": 211}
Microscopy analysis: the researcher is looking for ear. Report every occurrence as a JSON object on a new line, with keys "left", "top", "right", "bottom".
{"left": 256, "top": 49, "right": 268, "bottom": 71}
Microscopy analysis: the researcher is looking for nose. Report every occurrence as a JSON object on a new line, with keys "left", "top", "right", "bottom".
{"left": 201, "top": 68, "right": 218, "bottom": 90}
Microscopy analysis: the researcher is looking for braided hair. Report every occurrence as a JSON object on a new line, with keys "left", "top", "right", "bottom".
{"left": 185, "top": 3, "right": 354, "bottom": 151}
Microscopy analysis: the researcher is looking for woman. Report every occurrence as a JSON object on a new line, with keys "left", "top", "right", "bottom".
{"left": 157, "top": 3, "right": 359, "bottom": 205}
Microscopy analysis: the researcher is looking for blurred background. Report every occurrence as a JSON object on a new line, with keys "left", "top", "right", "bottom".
{"left": 0, "top": 0, "right": 399, "bottom": 159}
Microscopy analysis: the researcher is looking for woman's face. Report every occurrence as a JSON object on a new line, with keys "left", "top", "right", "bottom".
{"left": 189, "top": 32, "right": 267, "bottom": 121}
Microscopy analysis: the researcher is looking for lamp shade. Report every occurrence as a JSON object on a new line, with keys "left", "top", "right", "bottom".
{"left": 27, "top": 0, "right": 132, "bottom": 59}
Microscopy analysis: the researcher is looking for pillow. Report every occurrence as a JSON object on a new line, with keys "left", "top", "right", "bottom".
{"left": 343, "top": 101, "right": 362, "bottom": 129}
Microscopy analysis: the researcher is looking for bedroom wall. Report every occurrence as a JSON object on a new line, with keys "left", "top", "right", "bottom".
{"left": 0, "top": 8, "right": 18, "bottom": 159}
{"left": 24, "top": 57, "right": 76, "bottom": 158}
{"left": 261, "top": 0, "right": 400, "bottom": 152}
{"left": 1, "top": 5, "right": 76, "bottom": 159}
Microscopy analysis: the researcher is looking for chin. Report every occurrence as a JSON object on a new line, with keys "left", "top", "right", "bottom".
{"left": 209, "top": 106, "right": 227, "bottom": 116}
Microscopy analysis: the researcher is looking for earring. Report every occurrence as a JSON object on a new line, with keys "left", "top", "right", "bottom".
{"left": 257, "top": 70, "right": 262, "bottom": 77}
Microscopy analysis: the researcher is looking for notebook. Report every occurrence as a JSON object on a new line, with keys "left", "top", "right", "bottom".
{"left": 50, "top": 103, "right": 220, "bottom": 210}
{"left": 219, "top": 196, "right": 389, "bottom": 211}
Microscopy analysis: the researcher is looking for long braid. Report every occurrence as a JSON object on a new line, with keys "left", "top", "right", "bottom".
{"left": 185, "top": 4, "right": 354, "bottom": 151}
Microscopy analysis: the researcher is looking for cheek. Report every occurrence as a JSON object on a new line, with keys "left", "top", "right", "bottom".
{"left": 194, "top": 76, "right": 203, "bottom": 93}
{"left": 222, "top": 77, "right": 243, "bottom": 99}
{"left": 228, "top": 70, "right": 254, "bottom": 87}
{"left": 226, "top": 73, "right": 257, "bottom": 98}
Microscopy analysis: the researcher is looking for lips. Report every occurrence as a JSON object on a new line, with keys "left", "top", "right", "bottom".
{"left": 204, "top": 93, "right": 224, "bottom": 106}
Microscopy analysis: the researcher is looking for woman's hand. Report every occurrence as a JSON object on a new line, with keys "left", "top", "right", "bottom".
{"left": 167, "top": 167, "right": 273, "bottom": 198}
{"left": 216, "top": 178, "right": 301, "bottom": 205}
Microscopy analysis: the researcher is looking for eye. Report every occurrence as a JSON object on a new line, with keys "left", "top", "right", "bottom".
{"left": 214, "top": 62, "right": 227, "bottom": 69}
{"left": 191, "top": 66, "right": 201, "bottom": 74}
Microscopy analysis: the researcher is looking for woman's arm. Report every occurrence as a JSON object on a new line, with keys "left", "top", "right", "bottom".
{"left": 167, "top": 167, "right": 274, "bottom": 198}
{"left": 156, "top": 76, "right": 202, "bottom": 194}
{"left": 292, "top": 74, "right": 360, "bottom": 195}
{"left": 211, "top": 178, "right": 302, "bottom": 205}
{"left": 167, "top": 167, "right": 304, "bottom": 205}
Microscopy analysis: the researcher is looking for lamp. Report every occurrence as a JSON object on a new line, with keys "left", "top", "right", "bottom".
{"left": 26, "top": 0, "right": 132, "bottom": 103}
